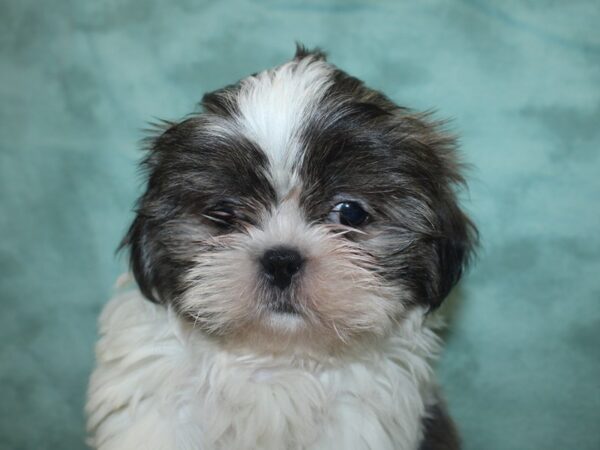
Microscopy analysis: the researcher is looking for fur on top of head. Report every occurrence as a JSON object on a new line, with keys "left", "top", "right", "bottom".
{"left": 121, "top": 45, "right": 477, "bottom": 347}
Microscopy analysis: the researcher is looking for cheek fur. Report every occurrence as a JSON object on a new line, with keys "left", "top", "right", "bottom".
{"left": 299, "top": 234, "right": 404, "bottom": 341}
{"left": 178, "top": 236, "right": 261, "bottom": 335}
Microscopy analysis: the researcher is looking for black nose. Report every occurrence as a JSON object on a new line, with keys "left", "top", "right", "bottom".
{"left": 260, "top": 247, "right": 304, "bottom": 289}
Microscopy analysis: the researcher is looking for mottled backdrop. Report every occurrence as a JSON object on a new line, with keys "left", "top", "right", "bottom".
{"left": 1, "top": 1, "right": 599, "bottom": 449}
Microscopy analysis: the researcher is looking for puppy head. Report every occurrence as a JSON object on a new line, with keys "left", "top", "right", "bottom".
{"left": 122, "top": 47, "right": 476, "bottom": 348}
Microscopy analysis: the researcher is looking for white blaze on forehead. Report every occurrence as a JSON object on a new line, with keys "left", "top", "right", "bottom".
{"left": 234, "top": 57, "right": 334, "bottom": 193}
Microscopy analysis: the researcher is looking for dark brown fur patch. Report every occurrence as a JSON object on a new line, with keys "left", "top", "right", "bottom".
{"left": 419, "top": 403, "right": 461, "bottom": 450}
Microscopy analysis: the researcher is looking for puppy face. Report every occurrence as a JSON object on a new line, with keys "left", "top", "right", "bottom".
{"left": 123, "top": 47, "right": 476, "bottom": 347}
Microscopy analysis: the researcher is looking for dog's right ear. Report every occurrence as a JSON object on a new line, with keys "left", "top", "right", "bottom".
{"left": 120, "top": 213, "right": 162, "bottom": 303}
{"left": 119, "top": 119, "right": 187, "bottom": 303}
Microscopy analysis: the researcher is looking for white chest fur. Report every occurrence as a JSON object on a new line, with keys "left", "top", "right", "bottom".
{"left": 86, "top": 290, "right": 440, "bottom": 450}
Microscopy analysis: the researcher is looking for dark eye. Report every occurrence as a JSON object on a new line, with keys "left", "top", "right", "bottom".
{"left": 329, "top": 201, "right": 370, "bottom": 227}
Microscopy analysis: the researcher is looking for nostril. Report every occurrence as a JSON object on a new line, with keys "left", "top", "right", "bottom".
{"left": 261, "top": 247, "right": 304, "bottom": 289}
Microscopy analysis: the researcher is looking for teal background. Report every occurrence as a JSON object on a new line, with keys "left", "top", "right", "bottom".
{"left": 1, "top": 1, "right": 599, "bottom": 449}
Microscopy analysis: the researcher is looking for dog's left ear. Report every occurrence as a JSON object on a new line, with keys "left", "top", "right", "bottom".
{"left": 430, "top": 193, "right": 477, "bottom": 309}
{"left": 398, "top": 114, "right": 478, "bottom": 309}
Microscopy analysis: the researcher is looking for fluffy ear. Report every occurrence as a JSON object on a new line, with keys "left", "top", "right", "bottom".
{"left": 119, "top": 121, "right": 186, "bottom": 303}
{"left": 120, "top": 214, "right": 162, "bottom": 303}
{"left": 392, "top": 113, "right": 478, "bottom": 309}
{"left": 430, "top": 195, "right": 478, "bottom": 309}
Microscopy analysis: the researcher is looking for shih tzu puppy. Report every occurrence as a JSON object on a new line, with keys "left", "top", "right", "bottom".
{"left": 86, "top": 46, "right": 476, "bottom": 450}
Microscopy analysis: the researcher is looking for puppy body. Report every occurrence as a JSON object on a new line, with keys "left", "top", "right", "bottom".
{"left": 87, "top": 287, "right": 440, "bottom": 450}
{"left": 87, "top": 47, "right": 473, "bottom": 450}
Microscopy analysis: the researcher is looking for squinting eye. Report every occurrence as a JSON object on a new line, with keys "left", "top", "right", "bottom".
{"left": 329, "top": 201, "right": 370, "bottom": 227}
{"left": 203, "top": 204, "right": 237, "bottom": 228}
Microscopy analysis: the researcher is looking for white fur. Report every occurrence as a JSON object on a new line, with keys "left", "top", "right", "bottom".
{"left": 234, "top": 56, "right": 334, "bottom": 193}
{"left": 86, "top": 282, "right": 441, "bottom": 450}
